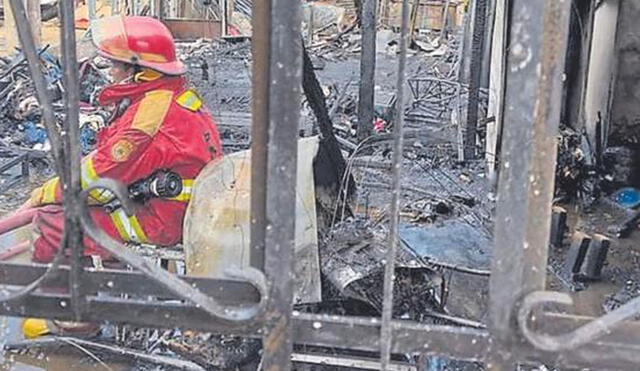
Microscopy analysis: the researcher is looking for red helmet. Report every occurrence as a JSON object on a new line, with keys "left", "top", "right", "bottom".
{"left": 91, "top": 16, "right": 186, "bottom": 75}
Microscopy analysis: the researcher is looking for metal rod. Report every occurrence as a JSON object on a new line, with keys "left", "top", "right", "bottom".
{"left": 26, "top": 0, "right": 41, "bottom": 46}
{"left": 59, "top": 0, "right": 84, "bottom": 321}
{"left": 88, "top": 0, "right": 96, "bottom": 20}
{"left": 489, "top": 0, "right": 571, "bottom": 359}
{"left": 463, "top": 0, "right": 488, "bottom": 160}
{"left": 307, "top": 5, "right": 314, "bottom": 44}
{"left": 380, "top": 0, "right": 410, "bottom": 367}
{"left": 155, "top": 0, "right": 164, "bottom": 19}
{"left": 221, "top": 0, "right": 229, "bottom": 37}
{"left": 79, "top": 180, "right": 268, "bottom": 323}
{"left": 356, "top": 0, "right": 377, "bottom": 141}
{"left": 249, "top": 0, "right": 270, "bottom": 271}
{"left": 8, "top": 0, "right": 64, "bottom": 176}
{"left": 439, "top": 0, "right": 453, "bottom": 40}
{"left": 261, "top": 0, "right": 302, "bottom": 368}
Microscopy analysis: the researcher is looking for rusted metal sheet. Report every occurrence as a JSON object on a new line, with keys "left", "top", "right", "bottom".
{"left": 163, "top": 18, "right": 222, "bottom": 40}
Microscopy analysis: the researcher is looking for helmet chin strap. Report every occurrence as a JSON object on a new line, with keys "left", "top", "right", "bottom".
{"left": 134, "top": 68, "right": 164, "bottom": 83}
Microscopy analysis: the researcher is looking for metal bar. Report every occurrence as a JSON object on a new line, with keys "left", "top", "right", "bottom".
{"left": 26, "top": 0, "right": 41, "bottom": 46}
{"left": 0, "top": 263, "right": 260, "bottom": 303}
{"left": 250, "top": 0, "right": 270, "bottom": 271}
{"left": 439, "top": 0, "right": 453, "bottom": 40}
{"left": 88, "top": 0, "right": 96, "bottom": 20}
{"left": 59, "top": 0, "right": 84, "bottom": 322}
{"left": 8, "top": 0, "right": 64, "bottom": 175}
{"left": 356, "top": 0, "right": 377, "bottom": 141}
{"left": 489, "top": 0, "right": 572, "bottom": 362}
{"left": 79, "top": 179, "right": 268, "bottom": 324}
{"left": 261, "top": 0, "right": 302, "bottom": 368}
{"left": 380, "top": 0, "right": 410, "bottom": 367}
{"left": 519, "top": 290, "right": 640, "bottom": 352}
{"left": 131, "top": 0, "right": 138, "bottom": 15}
{"left": 3, "top": 291, "right": 640, "bottom": 369}
{"left": 307, "top": 5, "right": 314, "bottom": 44}
{"left": 155, "top": 0, "right": 164, "bottom": 19}
{"left": 291, "top": 352, "right": 416, "bottom": 370}
{"left": 463, "top": 0, "right": 488, "bottom": 159}
{"left": 221, "top": 0, "right": 229, "bottom": 37}
{"left": 485, "top": 0, "right": 508, "bottom": 175}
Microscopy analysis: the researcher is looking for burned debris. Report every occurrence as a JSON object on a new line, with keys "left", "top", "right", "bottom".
{"left": 0, "top": 0, "right": 640, "bottom": 370}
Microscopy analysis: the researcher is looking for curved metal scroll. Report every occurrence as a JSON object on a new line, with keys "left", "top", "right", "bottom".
{"left": 79, "top": 179, "right": 269, "bottom": 323}
{"left": 518, "top": 290, "right": 640, "bottom": 352}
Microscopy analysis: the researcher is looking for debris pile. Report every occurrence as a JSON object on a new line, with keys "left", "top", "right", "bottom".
{"left": 0, "top": 47, "right": 110, "bottom": 153}
{"left": 104, "top": 327, "right": 261, "bottom": 370}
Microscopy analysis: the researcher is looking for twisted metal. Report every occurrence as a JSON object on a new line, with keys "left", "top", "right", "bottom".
{"left": 519, "top": 290, "right": 640, "bottom": 352}
{"left": 79, "top": 178, "right": 269, "bottom": 323}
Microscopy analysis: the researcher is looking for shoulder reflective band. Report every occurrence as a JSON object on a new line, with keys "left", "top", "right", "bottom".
{"left": 176, "top": 90, "right": 203, "bottom": 112}
{"left": 110, "top": 208, "right": 148, "bottom": 244}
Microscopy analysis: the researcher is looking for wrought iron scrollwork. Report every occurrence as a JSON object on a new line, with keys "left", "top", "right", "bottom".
{"left": 518, "top": 290, "right": 640, "bottom": 352}
{"left": 79, "top": 178, "right": 269, "bottom": 323}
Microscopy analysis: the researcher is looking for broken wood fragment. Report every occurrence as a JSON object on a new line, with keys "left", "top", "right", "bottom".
{"left": 302, "top": 41, "right": 355, "bottom": 230}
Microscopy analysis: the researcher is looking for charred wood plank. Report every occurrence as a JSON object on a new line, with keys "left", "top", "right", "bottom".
{"left": 302, "top": 42, "right": 355, "bottom": 229}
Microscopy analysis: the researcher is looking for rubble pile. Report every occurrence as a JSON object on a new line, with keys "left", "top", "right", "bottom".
{"left": 109, "top": 327, "right": 261, "bottom": 370}
{"left": 0, "top": 47, "right": 110, "bottom": 153}
{"left": 319, "top": 219, "right": 445, "bottom": 319}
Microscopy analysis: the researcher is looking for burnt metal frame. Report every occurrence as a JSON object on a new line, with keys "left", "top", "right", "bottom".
{"left": 0, "top": 0, "right": 639, "bottom": 370}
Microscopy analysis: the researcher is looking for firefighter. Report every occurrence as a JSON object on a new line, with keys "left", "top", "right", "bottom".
{"left": 22, "top": 16, "right": 222, "bottom": 338}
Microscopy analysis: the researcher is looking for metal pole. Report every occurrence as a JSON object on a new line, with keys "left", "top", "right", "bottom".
{"left": 439, "top": 0, "right": 453, "bottom": 40}
{"left": 485, "top": 0, "right": 508, "bottom": 176}
{"left": 221, "top": 0, "right": 228, "bottom": 37}
{"left": 26, "top": 0, "right": 41, "bottom": 46}
{"left": 307, "top": 5, "right": 315, "bottom": 45}
{"left": 261, "top": 0, "right": 302, "bottom": 369}
{"left": 380, "top": 0, "right": 410, "bottom": 367}
{"left": 356, "top": 0, "right": 377, "bottom": 141}
{"left": 88, "top": 0, "right": 96, "bottom": 20}
{"left": 489, "top": 0, "right": 571, "bottom": 360}
{"left": 463, "top": 0, "right": 488, "bottom": 160}
{"left": 156, "top": 0, "right": 164, "bottom": 20}
{"left": 59, "top": 0, "right": 84, "bottom": 321}
{"left": 250, "top": 0, "right": 270, "bottom": 272}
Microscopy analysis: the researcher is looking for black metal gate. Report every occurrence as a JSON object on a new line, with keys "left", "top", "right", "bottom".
{"left": 0, "top": 0, "right": 639, "bottom": 370}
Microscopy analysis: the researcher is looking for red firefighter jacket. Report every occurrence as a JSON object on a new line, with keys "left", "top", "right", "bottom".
{"left": 32, "top": 76, "right": 222, "bottom": 246}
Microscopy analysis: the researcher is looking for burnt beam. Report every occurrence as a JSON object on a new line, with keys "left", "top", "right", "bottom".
{"left": 356, "top": 0, "right": 377, "bottom": 141}
{"left": 464, "top": 0, "right": 489, "bottom": 159}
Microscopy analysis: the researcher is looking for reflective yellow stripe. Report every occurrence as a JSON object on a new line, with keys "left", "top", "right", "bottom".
{"left": 109, "top": 208, "right": 148, "bottom": 243}
{"left": 40, "top": 178, "right": 59, "bottom": 204}
{"left": 176, "top": 90, "right": 203, "bottom": 112}
{"left": 110, "top": 210, "right": 129, "bottom": 241}
{"left": 81, "top": 157, "right": 114, "bottom": 204}
{"left": 168, "top": 179, "right": 194, "bottom": 202}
